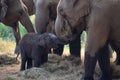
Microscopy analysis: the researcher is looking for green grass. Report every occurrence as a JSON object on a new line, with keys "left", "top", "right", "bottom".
{"left": 5, "top": 77, "right": 15, "bottom": 80}
{"left": 0, "top": 16, "right": 35, "bottom": 40}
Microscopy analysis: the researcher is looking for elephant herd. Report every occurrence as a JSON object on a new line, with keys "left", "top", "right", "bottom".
{"left": 1, "top": 0, "right": 120, "bottom": 80}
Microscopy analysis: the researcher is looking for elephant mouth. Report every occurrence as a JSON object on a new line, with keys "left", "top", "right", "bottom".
{"left": 58, "top": 20, "right": 73, "bottom": 42}
{"left": 60, "top": 18, "right": 78, "bottom": 42}
{"left": 55, "top": 15, "right": 82, "bottom": 43}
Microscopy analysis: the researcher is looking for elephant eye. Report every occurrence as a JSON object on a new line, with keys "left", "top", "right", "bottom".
{"left": 59, "top": 8, "right": 67, "bottom": 19}
{"left": 59, "top": 8, "right": 63, "bottom": 15}
{"left": 59, "top": 8, "right": 63, "bottom": 13}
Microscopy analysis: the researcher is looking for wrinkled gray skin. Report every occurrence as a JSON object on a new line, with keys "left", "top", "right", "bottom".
{"left": 22, "top": 0, "right": 35, "bottom": 15}
{"left": 34, "top": 0, "right": 59, "bottom": 34}
{"left": 55, "top": 0, "right": 120, "bottom": 80}
{"left": 19, "top": 33, "right": 64, "bottom": 71}
{"left": 0, "top": 0, "right": 35, "bottom": 53}
{"left": 34, "top": 0, "right": 85, "bottom": 58}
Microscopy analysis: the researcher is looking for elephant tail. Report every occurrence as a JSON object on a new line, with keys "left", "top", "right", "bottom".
{"left": 14, "top": 45, "right": 21, "bottom": 60}
{"left": 16, "top": 52, "right": 20, "bottom": 60}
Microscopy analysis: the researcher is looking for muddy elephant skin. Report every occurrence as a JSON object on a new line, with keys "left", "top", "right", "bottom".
{"left": 55, "top": 0, "right": 120, "bottom": 80}
{"left": 19, "top": 32, "right": 64, "bottom": 71}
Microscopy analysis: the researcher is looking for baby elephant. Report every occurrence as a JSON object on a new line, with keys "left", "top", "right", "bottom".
{"left": 19, "top": 33, "right": 64, "bottom": 71}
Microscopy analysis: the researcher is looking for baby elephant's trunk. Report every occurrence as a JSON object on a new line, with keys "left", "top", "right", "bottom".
{"left": 55, "top": 39, "right": 65, "bottom": 45}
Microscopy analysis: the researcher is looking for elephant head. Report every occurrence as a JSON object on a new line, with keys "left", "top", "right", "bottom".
{"left": 55, "top": 0, "right": 89, "bottom": 42}
{"left": 38, "top": 33, "right": 64, "bottom": 49}
{"left": 0, "top": 0, "right": 7, "bottom": 21}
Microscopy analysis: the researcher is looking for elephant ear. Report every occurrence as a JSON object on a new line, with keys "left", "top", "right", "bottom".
{"left": 74, "top": 0, "right": 90, "bottom": 18}
{"left": 38, "top": 35, "right": 47, "bottom": 48}
{"left": 0, "top": 0, "right": 7, "bottom": 20}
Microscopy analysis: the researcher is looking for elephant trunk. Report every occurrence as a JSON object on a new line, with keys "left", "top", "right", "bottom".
{"left": 55, "top": 15, "right": 73, "bottom": 42}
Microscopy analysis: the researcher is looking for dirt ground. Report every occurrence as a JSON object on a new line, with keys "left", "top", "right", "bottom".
{"left": 0, "top": 51, "right": 83, "bottom": 80}
{"left": 0, "top": 52, "right": 33, "bottom": 80}
{"left": 0, "top": 51, "right": 120, "bottom": 80}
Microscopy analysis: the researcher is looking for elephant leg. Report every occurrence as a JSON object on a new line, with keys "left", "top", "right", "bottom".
{"left": 33, "top": 52, "right": 41, "bottom": 67}
{"left": 84, "top": 16, "right": 110, "bottom": 80}
{"left": 20, "top": 57, "right": 27, "bottom": 71}
{"left": 97, "top": 44, "right": 112, "bottom": 80}
{"left": 32, "top": 49, "right": 41, "bottom": 67}
{"left": 27, "top": 58, "right": 32, "bottom": 69}
{"left": 19, "top": 11, "right": 35, "bottom": 32}
{"left": 53, "top": 44, "right": 64, "bottom": 55}
{"left": 34, "top": 58, "right": 41, "bottom": 67}
{"left": 69, "top": 34, "right": 81, "bottom": 57}
{"left": 12, "top": 22, "right": 21, "bottom": 54}
{"left": 84, "top": 38, "right": 110, "bottom": 80}
{"left": 43, "top": 53, "right": 48, "bottom": 63}
{"left": 110, "top": 41, "right": 120, "bottom": 65}
{"left": 41, "top": 54, "right": 48, "bottom": 65}
{"left": 84, "top": 53, "right": 97, "bottom": 80}
{"left": 41, "top": 57, "right": 44, "bottom": 65}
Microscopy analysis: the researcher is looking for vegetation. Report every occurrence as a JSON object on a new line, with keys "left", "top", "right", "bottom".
{"left": 0, "top": 16, "right": 35, "bottom": 41}
{"left": 5, "top": 77, "right": 15, "bottom": 80}
{"left": 0, "top": 16, "right": 34, "bottom": 53}
{"left": 0, "top": 38, "right": 15, "bottom": 53}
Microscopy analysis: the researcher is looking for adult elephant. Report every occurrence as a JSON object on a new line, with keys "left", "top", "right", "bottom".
{"left": 0, "top": 0, "right": 35, "bottom": 53}
{"left": 22, "top": 0, "right": 35, "bottom": 15}
{"left": 55, "top": 0, "right": 120, "bottom": 80}
{"left": 34, "top": 0, "right": 59, "bottom": 33}
{"left": 34, "top": 0, "right": 85, "bottom": 58}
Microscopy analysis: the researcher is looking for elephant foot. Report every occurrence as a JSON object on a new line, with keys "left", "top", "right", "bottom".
{"left": 99, "top": 75, "right": 112, "bottom": 80}
{"left": 14, "top": 45, "right": 20, "bottom": 54}
{"left": 99, "top": 77, "right": 112, "bottom": 80}
{"left": 82, "top": 77, "right": 94, "bottom": 80}
{"left": 81, "top": 74, "right": 94, "bottom": 80}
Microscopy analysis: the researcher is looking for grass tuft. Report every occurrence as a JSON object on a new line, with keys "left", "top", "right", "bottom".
{"left": 0, "top": 38, "right": 15, "bottom": 53}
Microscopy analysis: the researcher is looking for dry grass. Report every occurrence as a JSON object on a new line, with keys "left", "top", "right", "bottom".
{"left": 0, "top": 38, "right": 15, "bottom": 54}
{"left": 0, "top": 38, "right": 18, "bottom": 66}
{"left": 0, "top": 38, "right": 120, "bottom": 80}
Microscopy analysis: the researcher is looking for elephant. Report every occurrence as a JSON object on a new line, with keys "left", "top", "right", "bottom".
{"left": 19, "top": 32, "right": 64, "bottom": 71}
{"left": 34, "top": 0, "right": 85, "bottom": 58}
{"left": 34, "top": 0, "right": 58, "bottom": 33}
{"left": 22, "top": 0, "right": 35, "bottom": 15}
{"left": 0, "top": 0, "right": 35, "bottom": 53}
{"left": 55, "top": 0, "right": 120, "bottom": 80}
